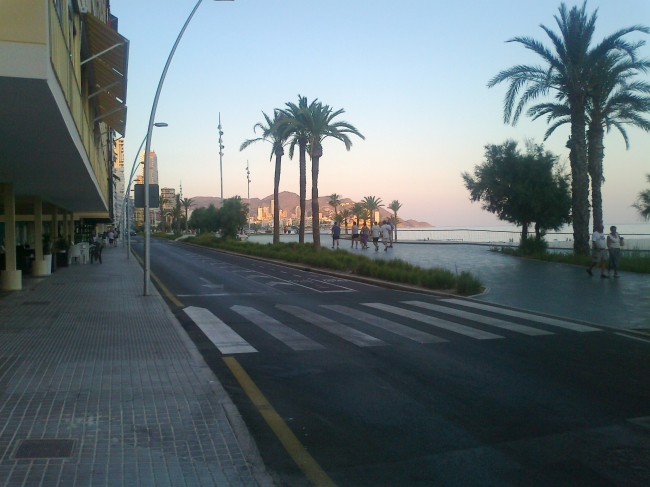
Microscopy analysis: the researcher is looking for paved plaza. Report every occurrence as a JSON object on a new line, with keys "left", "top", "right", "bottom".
{"left": 0, "top": 247, "right": 274, "bottom": 487}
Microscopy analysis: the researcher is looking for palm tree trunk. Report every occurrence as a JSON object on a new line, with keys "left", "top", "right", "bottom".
{"left": 569, "top": 101, "right": 591, "bottom": 255}
{"left": 588, "top": 122, "right": 605, "bottom": 231}
{"left": 298, "top": 140, "right": 307, "bottom": 244}
{"left": 185, "top": 209, "right": 188, "bottom": 233}
{"left": 311, "top": 144, "right": 322, "bottom": 249}
{"left": 394, "top": 211, "right": 398, "bottom": 241}
{"left": 273, "top": 149, "right": 282, "bottom": 245}
{"left": 520, "top": 222, "right": 528, "bottom": 242}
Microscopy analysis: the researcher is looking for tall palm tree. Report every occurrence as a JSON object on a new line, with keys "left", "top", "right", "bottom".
{"left": 340, "top": 209, "right": 351, "bottom": 235}
{"left": 173, "top": 195, "right": 182, "bottom": 234}
{"left": 328, "top": 193, "right": 342, "bottom": 217}
{"left": 633, "top": 174, "right": 650, "bottom": 220}
{"left": 284, "top": 102, "right": 364, "bottom": 248}
{"left": 280, "top": 95, "right": 316, "bottom": 244}
{"left": 487, "top": 2, "right": 647, "bottom": 254}
{"left": 388, "top": 200, "right": 403, "bottom": 241}
{"left": 240, "top": 110, "right": 290, "bottom": 244}
{"left": 351, "top": 202, "right": 365, "bottom": 225}
{"left": 362, "top": 196, "right": 384, "bottom": 225}
{"left": 529, "top": 50, "right": 650, "bottom": 229}
{"left": 181, "top": 197, "right": 195, "bottom": 233}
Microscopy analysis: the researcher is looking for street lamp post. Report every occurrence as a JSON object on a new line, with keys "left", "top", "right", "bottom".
{"left": 123, "top": 123, "right": 168, "bottom": 259}
{"left": 143, "top": 0, "right": 233, "bottom": 296}
{"left": 246, "top": 160, "right": 250, "bottom": 232}
{"left": 218, "top": 113, "right": 224, "bottom": 205}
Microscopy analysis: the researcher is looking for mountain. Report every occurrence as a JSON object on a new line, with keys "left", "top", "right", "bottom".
{"left": 188, "top": 191, "right": 433, "bottom": 227}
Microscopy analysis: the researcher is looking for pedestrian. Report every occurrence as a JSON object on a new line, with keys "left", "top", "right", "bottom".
{"left": 114, "top": 229, "right": 119, "bottom": 247}
{"left": 371, "top": 221, "right": 381, "bottom": 251}
{"left": 380, "top": 219, "right": 392, "bottom": 251}
{"left": 587, "top": 223, "right": 608, "bottom": 278}
{"left": 607, "top": 225, "right": 623, "bottom": 278}
{"left": 351, "top": 221, "right": 359, "bottom": 248}
{"left": 331, "top": 221, "right": 341, "bottom": 249}
{"left": 108, "top": 229, "right": 114, "bottom": 247}
{"left": 361, "top": 222, "right": 370, "bottom": 249}
{"left": 388, "top": 219, "right": 394, "bottom": 248}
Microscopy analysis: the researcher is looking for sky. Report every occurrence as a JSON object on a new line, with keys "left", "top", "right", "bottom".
{"left": 111, "top": 0, "right": 650, "bottom": 226}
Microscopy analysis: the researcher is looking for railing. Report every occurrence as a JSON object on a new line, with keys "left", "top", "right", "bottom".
{"left": 393, "top": 229, "right": 650, "bottom": 251}
{"left": 48, "top": 1, "right": 109, "bottom": 205}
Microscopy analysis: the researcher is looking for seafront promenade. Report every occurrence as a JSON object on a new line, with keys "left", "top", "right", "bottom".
{"left": 247, "top": 234, "right": 650, "bottom": 330}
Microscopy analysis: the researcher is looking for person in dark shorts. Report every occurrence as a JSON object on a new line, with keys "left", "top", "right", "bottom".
{"left": 351, "top": 221, "right": 359, "bottom": 248}
{"left": 331, "top": 221, "right": 341, "bottom": 249}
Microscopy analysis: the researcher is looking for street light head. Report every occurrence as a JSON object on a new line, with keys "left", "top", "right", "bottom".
{"left": 154, "top": 122, "right": 169, "bottom": 127}
{"left": 219, "top": 131, "right": 223, "bottom": 136}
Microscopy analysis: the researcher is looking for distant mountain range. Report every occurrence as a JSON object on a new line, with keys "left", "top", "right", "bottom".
{"left": 189, "top": 191, "right": 433, "bottom": 228}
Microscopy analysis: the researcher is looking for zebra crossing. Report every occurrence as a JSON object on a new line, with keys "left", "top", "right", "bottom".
{"left": 183, "top": 300, "right": 602, "bottom": 355}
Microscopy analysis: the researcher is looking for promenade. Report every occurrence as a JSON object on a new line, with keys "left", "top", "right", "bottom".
{"left": 0, "top": 247, "right": 274, "bottom": 487}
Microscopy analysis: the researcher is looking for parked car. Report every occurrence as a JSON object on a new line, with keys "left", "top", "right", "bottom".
{"left": 129, "top": 230, "right": 137, "bottom": 236}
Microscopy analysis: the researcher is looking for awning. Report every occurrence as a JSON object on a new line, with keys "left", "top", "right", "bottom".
{"left": 82, "top": 14, "right": 129, "bottom": 135}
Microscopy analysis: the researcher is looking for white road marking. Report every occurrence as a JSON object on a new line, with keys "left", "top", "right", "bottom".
{"left": 177, "top": 293, "right": 260, "bottom": 297}
{"left": 615, "top": 333, "right": 650, "bottom": 344}
{"left": 231, "top": 306, "right": 324, "bottom": 351}
{"left": 404, "top": 301, "right": 553, "bottom": 336}
{"left": 440, "top": 299, "right": 601, "bottom": 332}
{"left": 362, "top": 303, "right": 503, "bottom": 340}
{"left": 277, "top": 305, "right": 386, "bottom": 347}
{"left": 321, "top": 305, "right": 447, "bottom": 344}
{"left": 183, "top": 306, "right": 257, "bottom": 354}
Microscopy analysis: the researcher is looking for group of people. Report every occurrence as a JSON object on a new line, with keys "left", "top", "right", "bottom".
{"left": 88, "top": 228, "right": 119, "bottom": 248}
{"left": 587, "top": 224, "right": 623, "bottom": 278}
{"left": 331, "top": 219, "right": 395, "bottom": 251}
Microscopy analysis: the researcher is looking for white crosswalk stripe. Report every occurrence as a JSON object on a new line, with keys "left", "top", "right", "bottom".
{"left": 231, "top": 305, "right": 324, "bottom": 351}
{"left": 362, "top": 303, "right": 503, "bottom": 340}
{"left": 183, "top": 306, "right": 257, "bottom": 354}
{"left": 277, "top": 305, "right": 386, "bottom": 347}
{"left": 321, "top": 305, "right": 447, "bottom": 344}
{"left": 403, "top": 301, "right": 553, "bottom": 336}
{"left": 439, "top": 299, "right": 601, "bottom": 332}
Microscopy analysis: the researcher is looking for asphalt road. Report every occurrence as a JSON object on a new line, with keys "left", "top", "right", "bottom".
{"left": 133, "top": 237, "right": 650, "bottom": 487}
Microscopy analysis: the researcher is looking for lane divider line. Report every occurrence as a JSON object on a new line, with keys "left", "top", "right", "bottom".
{"left": 222, "top": 357, "right": 337, "bottom": 487}
{"left": 132, "top": 250, "right": 184, "bottom": 307}
{"left": 615, "top": 333, "right": 650, "bottom": 345}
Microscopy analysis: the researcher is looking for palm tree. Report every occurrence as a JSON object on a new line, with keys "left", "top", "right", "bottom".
{"left": 351, "top": 202, "right": 365, "bottom": 226}
{"left": 340, "top": 209, "right": 351, "bottom": 235}
{"left": 328, "top": 193, "right": 342, "bottom": 217}
{"left": 240, "top": 110, "right": 290, "bottom": 244}
{"left": 362, "top": 196, "right": 384, "bottom": 225}
{"left": 280, "top": 95, "right": 317, "bottom": 244}
{"left": 633, "top": 174, "right": 650, "bottom": 220}
{"left": 181, "top": 197, "right": 195, "bottom": 233}
{"left": 487, "top": 2, "right": 647, "bottom": 254}
{"left": 173, "top": 195, "right": 182, "bottom": 234}
{"left": 284, "top": 102, "right": 364, "bottom": 248}
{"left": 388, "top": 200, "right": 403, "bottom": 241}
{"left": 530, "top": 50, "right": 650, "bottom": 229}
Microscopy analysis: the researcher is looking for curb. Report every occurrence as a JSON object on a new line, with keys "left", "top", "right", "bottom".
{"left": 177, "top": 240, "right": 487, "bottom": 298}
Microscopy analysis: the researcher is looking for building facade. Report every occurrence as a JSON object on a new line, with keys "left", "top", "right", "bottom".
{"left": 0, "top": 0, "right": 129, "bottom": 289}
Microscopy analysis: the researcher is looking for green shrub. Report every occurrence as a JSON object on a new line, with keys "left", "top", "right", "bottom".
{"left": 456, "top": 271, "right": 483, "bottom": 296}
{"left": 518, "top": 236, "right": 548, "bottom": 255}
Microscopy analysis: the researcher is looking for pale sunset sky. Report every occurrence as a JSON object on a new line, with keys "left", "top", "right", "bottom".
{"left": 112, "top": 0, "right": 650, "bottom": 226}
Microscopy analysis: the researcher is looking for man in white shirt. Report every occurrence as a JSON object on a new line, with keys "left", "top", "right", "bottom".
{"left": 380, "top": 220, "right": 392, "bottom": 251}
{"left": 371, "top": 222, "right": 381, "bottom": 251}
{"left": 587, "top": 223, "right": 608, "bottom": 278}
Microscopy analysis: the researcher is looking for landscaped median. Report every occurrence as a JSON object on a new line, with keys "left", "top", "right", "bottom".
{"left": 179, "top": 234, "right": 483, "bottom": 296}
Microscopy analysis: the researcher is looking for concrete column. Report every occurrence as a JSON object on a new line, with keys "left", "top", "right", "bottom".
{"left": 1, "top": 183, "right": 21, "bottom": 290}
{"left": 34, "top": 197, "right": 43, "bottom": 260}
{"left": 69, "top": 213, "right": 74, "bottom": 243}
{"left": 52, "top": 206, "right": 59, "bottom": 240}
{"left": 62, "top": 210, "right": 68, "bottom": 241}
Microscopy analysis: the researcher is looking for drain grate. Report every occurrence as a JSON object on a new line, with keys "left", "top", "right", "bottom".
{"left": 14, "top": 439, "right": 75, "bottom": 459}
{"left": 22, "top": 301, "right": 51, "bottom": 306}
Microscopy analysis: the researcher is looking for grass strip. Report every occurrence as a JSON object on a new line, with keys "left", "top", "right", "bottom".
{"left": 495, "top": 246, "right": 650, "bottom": 274}
{"left": 185, "top": 234, "right": 483, "bottom": 296}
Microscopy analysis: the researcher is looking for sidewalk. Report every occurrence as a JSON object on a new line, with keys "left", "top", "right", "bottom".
{"left": 0, "top": 247, "right": 274, "bottom": 486}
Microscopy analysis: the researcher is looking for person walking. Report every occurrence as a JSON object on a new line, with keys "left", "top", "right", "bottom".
{"left": 371, "top": 221, "right": 381, "bottom": 251}
{"left": 108, "top": 229, "right": 114, "bottom": 247}
{"left": 388, "top": 219, "right": 394, "bottom": 248}
{"left": 380, "top": 219, "right": 392, "bottom": 251}
{"left": 361, "top": 223, "right": 370, "bottom": 249}
{"left": 587, "top": 223, "right": 608, "bottom": 278}
{"left": 331, "top": 221, "right": 341, "bottom": 249}
{"left": 351, "top": 221, "right": 359, "bottom": 249}
{"left": 607, "top": 226, "right": 623, "bottom": 278}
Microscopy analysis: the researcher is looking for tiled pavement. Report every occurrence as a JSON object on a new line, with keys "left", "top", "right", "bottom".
{"left": 0, "top": 248, "right": 275, "bottom": 486}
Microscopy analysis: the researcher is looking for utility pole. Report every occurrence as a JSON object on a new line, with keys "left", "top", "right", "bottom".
{"left": 246, "top": 160, "right": 251, "bottom": 232}
{"left": 218, "top": 113, "right": 224, "bottom": 206}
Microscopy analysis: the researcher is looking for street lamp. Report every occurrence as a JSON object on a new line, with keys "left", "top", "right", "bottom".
{"left": 218, "top": 112, "right": 224, "bottom": 204}
{"left": 246, "top": 160, "right": 251, "bottom": 232}
{"left": 123, "top": 122, "right": 168, "bottom": 259}
{"left": 143, "top": 0, "right": 234, "bottom": 296}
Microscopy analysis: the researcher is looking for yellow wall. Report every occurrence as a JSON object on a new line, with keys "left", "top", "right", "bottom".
{"left": 0, "top": 0, "right": 46, "bottom": 44}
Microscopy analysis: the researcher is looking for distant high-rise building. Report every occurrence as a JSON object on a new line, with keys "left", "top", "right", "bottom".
{"left": 270, "top": 199, "right": 274, "bottom": 216}
{"left": 294, "top": 205, "right": 301, "bottom": 219}
{"left": 113, "top": 138, "right": 125, "bottom": 221}
{"left": 139, "top": 151, "right": 158, "bottom": 185}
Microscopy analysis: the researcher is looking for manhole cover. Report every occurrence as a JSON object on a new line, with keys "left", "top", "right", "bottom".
{"left": 22, "top": 301, "right": 51, "bottom": 306}
{"left": 14, "top": 439, "right": 75, "bottom": 459}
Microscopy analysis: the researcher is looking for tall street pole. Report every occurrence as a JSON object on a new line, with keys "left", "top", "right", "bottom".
{"left": 246, "top": 160, "right": 250, "bottom": 232}
{"left": 218, "top": 113, "right": 224, "bottom": 205}
{"left": 142, "top": 0, "right": 232, "bottom": 295}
